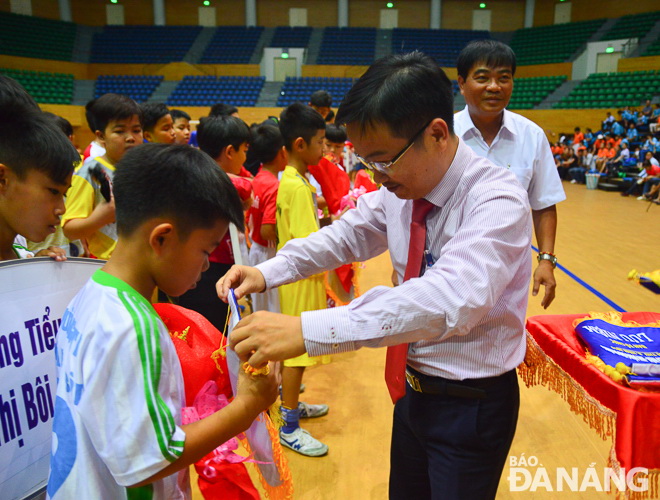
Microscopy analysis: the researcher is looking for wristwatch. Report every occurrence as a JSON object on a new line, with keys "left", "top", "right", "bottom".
{"left": 537, "top": 252, "right": 557, "bottom": 268}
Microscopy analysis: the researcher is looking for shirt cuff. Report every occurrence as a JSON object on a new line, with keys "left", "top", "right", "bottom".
{"left": 255, "top": 255, "right": 294, "bottom": 289}
{"left": 301, "top": 306, "right": 357, "bottom": 356}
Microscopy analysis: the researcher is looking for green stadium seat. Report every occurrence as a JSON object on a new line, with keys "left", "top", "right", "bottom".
{"left": 0, "top": 67, "right": 74, "bottom": 104}
{"left": 0, "top": 11, "right": 75, "bottom": 61}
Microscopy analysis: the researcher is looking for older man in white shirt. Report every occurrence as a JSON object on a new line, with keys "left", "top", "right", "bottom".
{"left": 218, "top": 52, "right": 531, "bottom": 500}
{"left": 454, "top": 40, "right": 566, "bottom": 309}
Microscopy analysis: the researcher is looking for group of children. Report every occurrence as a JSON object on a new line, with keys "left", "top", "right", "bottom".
{"left": 552, "top": 121, "right": 660, "bottom": 199}
{"left": 173, "top": 100, "right": 360, "bottom": 457}
{"left": 0, "top": 72, "right": 372, "bottom": 497}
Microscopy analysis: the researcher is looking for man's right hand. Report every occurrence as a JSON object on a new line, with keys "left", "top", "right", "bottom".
{"left": 216, "top": 265, "right": 267, "bottom": 302}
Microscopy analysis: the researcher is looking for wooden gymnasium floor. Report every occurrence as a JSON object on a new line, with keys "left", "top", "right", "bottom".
{"left": 191, "top": 181, "right": 659, "bottom": 499}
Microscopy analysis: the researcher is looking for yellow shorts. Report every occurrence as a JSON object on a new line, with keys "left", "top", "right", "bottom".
{"left": 284, "top": 352, "right": 332, "bottom": 368}
{"left": 279, "top": 274, "right": 330, "bottom": 368}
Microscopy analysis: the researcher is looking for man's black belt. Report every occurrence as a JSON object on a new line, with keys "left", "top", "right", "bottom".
{"left": 405, "top": 366, "right": 509, "bottom": 399}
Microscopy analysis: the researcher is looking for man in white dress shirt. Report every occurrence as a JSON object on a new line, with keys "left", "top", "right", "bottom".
{"left": 454, "top": 40, "right": 566, "bottom": 309}
{"left": 218, "top": 52, "right": 532, "bottom": 499}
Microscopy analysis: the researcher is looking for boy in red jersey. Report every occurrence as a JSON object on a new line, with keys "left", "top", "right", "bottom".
{"left": 246, "top": 123, "right": 287, "bottom": 313}
{"left": 177, "top": 115, "right": 252, "bottom": 331}
{"left": 308, "top": 124, "right": 351, "bottom": 217}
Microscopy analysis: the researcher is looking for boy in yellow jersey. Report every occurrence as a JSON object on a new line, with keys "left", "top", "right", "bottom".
{"left": 276, "top": 103, "right": 330, "bottom": 457}
{"left": 62, "top": 94, "right": 143, "bottom": 259}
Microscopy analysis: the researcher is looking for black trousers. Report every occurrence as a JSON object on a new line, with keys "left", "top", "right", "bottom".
{"left": 177, "top": 261, "right": 232, "bottom": 335}
{"left": 389, "top": 369, "right": 519, "bottom": 500}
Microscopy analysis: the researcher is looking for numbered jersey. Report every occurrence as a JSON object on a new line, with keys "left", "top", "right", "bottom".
{"left": 47, "top": 269, "right": 189, "bottom": 500}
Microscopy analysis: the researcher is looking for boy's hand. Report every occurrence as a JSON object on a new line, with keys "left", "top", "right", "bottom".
{"left": 241, "top": 195, "right": 253, "bottom": 211}
{"left": 234, "top": 361, "right": 280, "bottom": 419}
{"left": 216, "top": 265, "right": 266, "bottom": 302}
{"left": 35, "top": 246, "right": 67, "bottom": 261}
{"left": 93, "top": 196, "right": 116, "bottom": 226}
{"left": 229, "top": 311, "right": 307, "bottom": 367}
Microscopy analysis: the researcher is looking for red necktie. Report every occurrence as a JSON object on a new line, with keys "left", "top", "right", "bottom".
{"left": 384, "top": 198, "right": 435, "bottom": 403}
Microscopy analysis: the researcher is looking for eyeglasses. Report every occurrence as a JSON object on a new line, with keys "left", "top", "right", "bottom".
{"left": 354, "top": 119, "right": 433, "bottom": 175}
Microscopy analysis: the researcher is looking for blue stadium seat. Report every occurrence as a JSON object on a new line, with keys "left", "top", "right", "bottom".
{"left": 200, "top": 27, "right": 264, "bottom": 64}
{"left": 167, "top": 75, "right": 266, "bottom": 107}
{"left": 91, "top": 26, "right": 202, "bottom": 64}
{"left": 94, "top": 74, "right": 164, "bottom": 103}
{"left": 392, "top": 29, "right": 490, "bottom": 66}
{"left": 269, "top": 26, "right": 313, "bottom": 48}
{"left": 317, "top": 28, "right": 376, "bottom": 66}
{"left": 277, "top": 77, "right": 356, "bottom": 107}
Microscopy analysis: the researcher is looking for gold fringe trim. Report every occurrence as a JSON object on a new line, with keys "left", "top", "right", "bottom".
{"left": 520, "top": 333, "right": 660, "bottom": 499}
{"left": 584, "top": 353, "right": 630, "bottom": 385}
{"left": 209, "top": 304, "right": 293, "bottom": 499}
{"left": 610, "top": 448, "right": 660, "bottom": 500}
{"left": 239, "top": 411, "right": 295, "bottom": 500}
{"left": 573, "top": 311, "right": 660, "bottom": 329}
{"left": 519, "top": 333, "right": 616, "bottom": 441}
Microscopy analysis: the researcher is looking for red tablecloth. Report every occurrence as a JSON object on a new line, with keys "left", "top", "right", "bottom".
{"left": 521, "top": 313, "right": 660, "bottom": 498}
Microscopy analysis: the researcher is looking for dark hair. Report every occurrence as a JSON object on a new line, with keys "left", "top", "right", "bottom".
{"left": 325, "top": 109, "right": 335, "bottom": 122}
{"left": 0, "top": 75, "right": 39, "bottom": 112}
{"left": 197, "top": 115, "right": 250, "bottom": 160}
{"left": 325, "top": 123, "right": 347, "bottom": 144}
{"left": 336, "top": 51, "right": 454, "bottom": 138}
{"left": 248, "top": 124, "right": 284, "bottom": 165}
{"left": 170, "top": 109, "right": 191, "bottom": 121}
{"left": 140, "top": 102, "right": 171, "bottom": 132}
{"left": 0, "top": 108, "right": 79, "bottom": 184}
{"left": 279, "top": 102, "right": 326, "bottom": 150}
{"left": 85, "top": 94, "right": 142, "bottom": 134}
{"left": 264, "top": 116, "right": 279, "bottom": 125}
{"left": 209, "top": 102, "right": 238, "bottom": 117}
{"left": 43, "top": 111, "right": 73, "bottom": 137}
{"left": 113, "top": 144, "right": 244, "bottom": 237}
{"left": 456, "top": 40, "right": 517, "bottom": 80}
{"left": 310, "top": 90, "right": 332, "bottom": 108}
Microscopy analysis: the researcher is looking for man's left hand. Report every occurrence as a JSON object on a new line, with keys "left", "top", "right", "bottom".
{"left": 532, "top": 262, "right": 556, "bottom": 309}
{"left": 229, "top": 311, "right": 307, "bottom": 368}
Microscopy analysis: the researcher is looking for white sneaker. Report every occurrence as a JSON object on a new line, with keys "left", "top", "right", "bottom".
{"left": 570, "top": 179, "right": 577, "bottom": 184}
{"left": 298, "top": 401, "right": 329, "bottom": 418}
{"left": 637, "top": 196, "right": 646, "bottom": 200}
{"left": 280, "top": 427, "right": 329, "bottom": 457}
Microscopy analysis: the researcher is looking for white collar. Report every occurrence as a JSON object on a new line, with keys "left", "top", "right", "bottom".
{"left": 458, "top": 106, "right": 518, "bottom": 142}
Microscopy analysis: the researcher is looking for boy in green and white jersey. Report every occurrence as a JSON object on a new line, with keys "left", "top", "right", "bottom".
{"left": 48, "top": 144, "right": 278, "bottom": 499}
